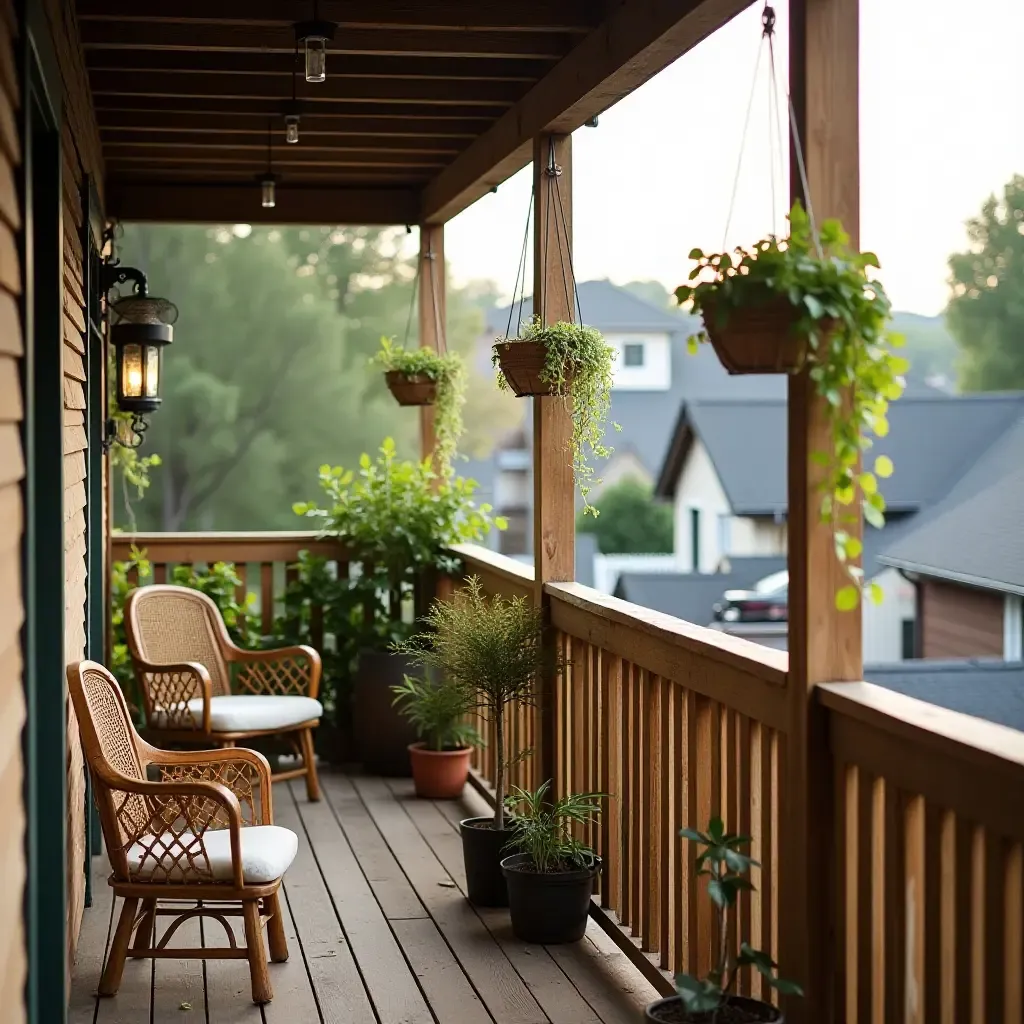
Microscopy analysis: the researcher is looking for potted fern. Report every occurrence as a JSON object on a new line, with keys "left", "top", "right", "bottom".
{"left": 645, "top": 818, "right": 801, "bottom": 1022}
{"left": 500, "top": 781, "right": 603, "bottom": 944}
{"left": 394, "top": 576, "right": 548, "bottom": 906}
{"left": 374, "top": 337, "right": 466, "bottom": 476}
{"left": 493, "top": 317, "right": 617, "bottom": 513}
{"left": 390, "top": 673, "right": 481, "bottom": 799}
{"left": 676, "top": 202, "right": 908, "bottom": 609}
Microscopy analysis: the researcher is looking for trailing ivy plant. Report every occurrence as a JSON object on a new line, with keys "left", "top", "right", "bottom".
{"left": 494, "top": 317, "right": 618, "bottom": 514}
{"left": 673, "top": 818, "right": 802, "bottom": 1017}
{"left": 675, "top": 202, "right": 909, "bottom": 609}
{"left": 374, "top": 337, "right": 466, "bottom": 477}
{"left": 503, "top": 781, "right": 603, "bottom": 872}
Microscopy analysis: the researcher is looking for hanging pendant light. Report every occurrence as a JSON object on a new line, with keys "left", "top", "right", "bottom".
{"left": 294, "top": 0, "right": 336, "bottom": 83}
{"left": 283, "top": 46, "right": 301, "bottom": 144}
{"left": 258, "top": 119, "right": 277, "bottom": 208}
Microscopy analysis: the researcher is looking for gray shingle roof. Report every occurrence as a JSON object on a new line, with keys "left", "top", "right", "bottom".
{"left": 867, "top": 660, "right": 1024, "bottom": 731}
{"left": 655, "top": 393, "right": 1024, "bottom": 514}
{"left": 879, "top": 413, "right": 1024, "bottom": 593}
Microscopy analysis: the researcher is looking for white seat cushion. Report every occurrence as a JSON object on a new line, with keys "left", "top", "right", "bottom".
{"left": 127, "top": 824, "right": 298, "bottom": 884}
{"left": 152, "top": 694, "right": 323, "bottom": 732}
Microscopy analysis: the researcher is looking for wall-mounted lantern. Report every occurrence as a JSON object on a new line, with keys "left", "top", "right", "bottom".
{"left": 294, "top": 1, "right": 336, "bottom": 83}
{"left": 100, "top": 262, "right": 176, "bottom": 450}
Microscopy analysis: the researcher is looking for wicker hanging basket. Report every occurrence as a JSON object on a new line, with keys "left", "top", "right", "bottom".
{"left": 701, "top": 297, "right": 833, "bottom": 375}
{"left": 385, "top": 371, "right": 437, "bottom": 406}
{"left": 493, "top": 340, "right": 572, "bottom": 397}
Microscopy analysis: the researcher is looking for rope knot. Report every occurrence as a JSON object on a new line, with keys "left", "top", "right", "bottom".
{"left": 762, "top": 5, "right": 776, "bottom": 37}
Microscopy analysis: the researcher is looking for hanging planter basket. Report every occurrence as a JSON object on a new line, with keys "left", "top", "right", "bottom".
{"left": 701, "top": 297, "right": 834, "bottom": 376}
{"left": 385, "top": 370, "right": 437, "bottom": 406}
{"left": 493, "top": 340, "right": 572, "bottom": 397}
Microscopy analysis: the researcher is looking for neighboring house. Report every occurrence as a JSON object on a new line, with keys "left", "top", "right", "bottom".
{"left": 471, "top": 279, "right": 783, "bottom": 556}
{"left": 650, "top": 391, "right": 1024, "bottom": 661}
{"left": 879, "top": 412, "right": 1024, "bottom": 661}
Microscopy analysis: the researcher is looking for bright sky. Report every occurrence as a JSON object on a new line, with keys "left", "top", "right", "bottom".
{"left": 443, "top": 0, "right": 1024, "bottom": 317}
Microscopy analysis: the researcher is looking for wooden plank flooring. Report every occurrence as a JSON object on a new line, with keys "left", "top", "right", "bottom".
{"left": 69, "top": 769, "right": 659, "bottom": 1023}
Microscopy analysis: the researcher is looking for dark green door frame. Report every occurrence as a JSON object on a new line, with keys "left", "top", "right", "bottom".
{"left": 19, "top": 2, "right": 67, "bottom": 1022}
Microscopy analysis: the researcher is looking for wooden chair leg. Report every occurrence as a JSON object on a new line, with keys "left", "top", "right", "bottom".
{"left": 299, "top": 727, "right": 321, "bottom": 802}
{"left": 264, "top": 891, "right": 289, "bottom": 963}
{"left": 242, "top": 898, "right": 273, "bottom": 1004}
{"left": 99, "top": 897, "right": 139, "bottom": 996}
{"left": 129, "top": 898, "right": 157, "bottom": 957}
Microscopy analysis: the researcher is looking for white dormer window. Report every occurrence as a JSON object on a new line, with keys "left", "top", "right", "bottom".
{"left": 623, "top": 342, "right": 645, "bottom": 367}
{"left": 607, "top": 333, "right": 670, "bottom": 390}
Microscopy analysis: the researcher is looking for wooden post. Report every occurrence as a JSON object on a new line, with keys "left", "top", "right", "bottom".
{"left": 782, "top": 1, "right": 861, "bottom": 1021}
{"left": 418, "top": 223, "right": 445, "bottom": 467}
{"left": 533, "top": 133, "right": 575, "bottom": 790}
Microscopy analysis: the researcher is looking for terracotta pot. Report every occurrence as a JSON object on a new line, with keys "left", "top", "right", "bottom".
{"left": 701, "top": 297, "right": 833, "bottom": 375}
{"left": 493, "top": 340, "right": 571, "bottom": 397}
{"left": 644, "top": 995, "right": 783, "bottom": 1022}
{"left": 408, "top": 742, "right": 472, "bottom": 799}
{"left": 385, "top": 371, "right": 437, "bottom": 406}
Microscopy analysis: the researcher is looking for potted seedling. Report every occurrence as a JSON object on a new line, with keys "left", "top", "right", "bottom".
{"left": 500, "top": 781, "right": 604, "bottom": 944}
{"left": 645, "top": 818, "right": 802, "bottom": 1022}
{"left": 294, "top": 439, "right": 504, "bottom": 775}
{"left": 394, "top": 575, "right": 548, "bottom": 906}
{"left": 390, "top": 672, "right": 481, "bottom": 799}
{"left": 675, "top": 202, "right": 907, "bottom": 610}
{"left": 493, "top": 316, "right": 617, "bottom": 513}
{"left": 374, "top": 337, "right": 466, "bottom": 477}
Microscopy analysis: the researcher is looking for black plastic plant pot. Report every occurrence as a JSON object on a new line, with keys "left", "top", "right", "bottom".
{"left": 644, "top": 995, "right": 784, "bottom": 1023}
{"left": 500, "top": 853, "right": 601, "bottom": 944}
{"left": 460, "top": 816, "right": 518, "bottom": 907}
{"left": 353, "top": 650, "right": 420, "bottom": 777}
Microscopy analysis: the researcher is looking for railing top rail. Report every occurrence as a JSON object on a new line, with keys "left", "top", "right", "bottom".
{"left": 546, "top": 580, "right": 789, "bottom": 685}
{"left": 111, "top": 531, "right": 349, "bottom": 564}
{"left": 450, "top": 543, "right": 535, "bottom": 586}
{"left": 111, "top": 531, "right": 334, "bottom": 544}
{"left": 820, "top": 680, "right": 1024, "bottom": 776}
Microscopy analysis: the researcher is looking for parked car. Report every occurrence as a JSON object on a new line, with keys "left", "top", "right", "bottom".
{"left": 713, "top": 569, "right": 789, "bottom": 623}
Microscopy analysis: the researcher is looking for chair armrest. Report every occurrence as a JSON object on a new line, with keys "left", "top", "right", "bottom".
{"left": 228, "top": 644, "right": 322, "bottom": 700}
{"left": 131, "top": 658, "right": 213, "bottom": 733}
{"left": 145, "top": 746, "right": 274, "bottom": 825}
{"left": 91, "top": 760, "right": 245, "bottom": 888}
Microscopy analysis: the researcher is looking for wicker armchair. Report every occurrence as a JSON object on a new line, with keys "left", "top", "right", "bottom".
{"left": 69, "top": 660, "right": 298, "bottom": 1004}
{"left": 124, "top": 584, "right": 323, "bottom": 800}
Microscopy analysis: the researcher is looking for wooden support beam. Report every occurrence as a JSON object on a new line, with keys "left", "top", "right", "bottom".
{"left": 781, "top": 1, "right": 861, "bottom": 1022}
{"left": 105, "top": 182, "right": 419, "bottom": 225}
{"left": 532, "top": 133, "right": 575, "bottom": 790}
{"left": 417, "top": 224, "right": 445, "bottom": 468}
{"left": 100, "top": 131, "right": 463, "bottom": 154}
{"left": 421, "top": 0, "right": 754, "bottom": 223}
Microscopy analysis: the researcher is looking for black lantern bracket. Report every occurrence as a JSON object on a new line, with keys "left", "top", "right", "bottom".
{"left": 100, "top": 260, "right": 148, "bottom": 299}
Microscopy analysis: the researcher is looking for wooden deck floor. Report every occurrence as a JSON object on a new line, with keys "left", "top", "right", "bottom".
{"left": 69, "top": 770, "right": 659, "bottom": 1024}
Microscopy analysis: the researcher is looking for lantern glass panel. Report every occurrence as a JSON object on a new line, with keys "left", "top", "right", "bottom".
{"left": 305, "top": 37, "right": 326, "bottom": 82}
{"left": 145, "top": 345, "right": 160, "bottom": 397}
{"left": 123, "top": 343, "right": 143, "bottom": 397}
{"left": 261, "top": 177, "right": 276, "bottom": 208}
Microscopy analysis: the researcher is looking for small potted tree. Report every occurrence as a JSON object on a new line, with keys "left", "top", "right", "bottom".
{"left": 500, "top": 781, "right": 603, "bottom": 944}
{"left": 293, "top": 439, "right": 505, "bottom": 776}
{"left": 394, "top": 575, "right": 548, "bottom": 906}
{"left": 390, "top": 672, "right": 480, "bottom": 799}
{"left": 374, "top": 338, "right": 466, "bottom": 476}
{"left": 645, "top": 818, "right": 802, "bottom": 1022}
{"left": 675, "top": 202, "right": 908, "bottom": 610}
{"left": 493, "top": 317, "right": 617, "bottom": 513}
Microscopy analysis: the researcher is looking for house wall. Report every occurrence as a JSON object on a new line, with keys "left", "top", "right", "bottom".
{"left": 0, "top": 2, "right": 27, "bottom": 1017}
{"left": 605, "top": 332, "right": 671, "bottom": 390}
{"left": 920, "top": 578, "right": 1004, "bottom": 659}
{"left": 672, "top": 437, "right": 731, "bottom": 572}
{"left": 862, "top": 567, "right": 916, "bottom": 663}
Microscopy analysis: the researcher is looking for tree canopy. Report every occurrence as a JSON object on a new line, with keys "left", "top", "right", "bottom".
{"left": 947, "top": 174, "right": 1024, "bottom": 392}
{"left": 576, "top": 476, "right": 674, "bottom": 554}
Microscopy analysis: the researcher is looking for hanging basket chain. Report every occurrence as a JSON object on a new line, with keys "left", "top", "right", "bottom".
{"left": 722, "top": 30, "right": 765, "bottom": 249}
{"left": 425, "top": 241, "right": 447, "bottom": 355}
{"left": 548, "top": 138, "right": 586, "bottom": 333}
{"left": 506, "top": 185, "right": 535, "bottom": 340}
{"left": 402, "top": 248, "right": 420, "bottom": 349}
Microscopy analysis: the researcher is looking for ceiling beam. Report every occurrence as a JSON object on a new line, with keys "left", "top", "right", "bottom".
{"left": 88, "top": 71, "right": 524, "bottom": 107}
{"left": 85, "top": 50, "right": 550, "bottom": 83}
{"left": 101, "top": 130, "right": 463, "bottom": 154}
{"left": 106, "top": 182, "right": 421, "bottom": 225}
{"left": 76, "top": 1, "right": 599, "bottom": 33}
{"left": 96, "top": 110, "right": 490, "bottom": 137}
{"left": 421, "top": 0, "right": 755, "bottom": 223}
{"left": 80, "top": 22, "right": 573, "bottom": 60}
{"left": 107, "top": 150, "right": 447, "bottom": 169}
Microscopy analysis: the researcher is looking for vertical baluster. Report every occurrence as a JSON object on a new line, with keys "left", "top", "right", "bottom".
{"left": 260, "top": 563, "right": 274, "bottom": 637}
{"left": 601, "top": 651, "right": 622, "bottom": 913}
{"left": 904, "top": 794, "right": 927, "bottom": 1024}
{"left": 682, "top": 689, "right": 699, "bottom": 976}
{"left": 620, "top": 659, "right": 634, "bottom": 930}
{"left": 1005, "top": 842, "right": 1023, "bottom": 1024}
{"left": 580, "top": 639, "right": 592, "bottom": 847}
{"left": 571, "top": 638, "right": 585, "bottom": 831}
{"left": 984, "top": 833, "right": 1006, "bottom": 1023}
{"left": 641, "top": 670, "right": 661, "bottom": 955}
{"left": 671, "top": 682, "right": 685, "bottom": 974}
{"left": 659, "top": 676, "right": 672, "bottom": 967}
{"left": 694, "top": 693, "right": 718, "bottom": 979}
{"left": 590, "top": 643, "right": 601, "bottom": 861}
{"left": 630, "top": 663, "right": 644, "bottom": 936}
{"left": 751, "top": 722, "right": 772, "bottom": 1002}
{"left": 152, "top": 562, "right": 166, "bottom": 584}
{"left": 970, "top": 824, "right": 986, "bottom": 1024}
{"left": 735, "top": 712, "right": 752, "bottom": 993}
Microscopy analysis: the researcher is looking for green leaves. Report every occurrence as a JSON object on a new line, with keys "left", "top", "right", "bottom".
{"left": 504, "top": 781, "right": 604, "bottom": 872}
{"left": 835, "top": 585, "right": 860, "bottom": 611}
{"left": 390, "top": 673, "right": 481, "bottom": 752}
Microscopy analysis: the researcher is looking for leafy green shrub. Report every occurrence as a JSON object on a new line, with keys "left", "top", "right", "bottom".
{"left": 503, "top": 781, "right": 603, "bottom": 872}
{"left": 374, "top": 337, "right": 466, "bottom": 477}
{"left": 676, "top": 201, "right": 908, "bottom": 608}
{"left": 494, "top": 317, "right": 618, "bottom": 514}
{"left": 390, "top": 673, "right": 481, "bottom": 751}
{"left": 577, "top": 476, "right": 673, "bottom": 554}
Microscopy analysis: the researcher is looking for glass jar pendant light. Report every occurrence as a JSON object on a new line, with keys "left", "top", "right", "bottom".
{"left": 258, "top": 118, "right": 277, "bottom": 208}
{"left": 283, "top": 48, "right": 301, "bottom": 144}
{"left": 294, "top": 1, "right": 337, "bottom": 83}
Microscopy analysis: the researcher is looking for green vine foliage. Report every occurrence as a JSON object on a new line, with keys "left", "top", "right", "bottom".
{"left": 503, "top": 781, "right": 604, "bottom": 872}
{"left": 494, "top": 317, "right": 619, "bottom": 514}
{"left": 675, "top": 202, "right": 909, "bottom": 609}
{"left": 374, "top": 337, "right": 466, "bottom": 477}
{"left": 390, "top": 673, "right": 481, "bottom": 752}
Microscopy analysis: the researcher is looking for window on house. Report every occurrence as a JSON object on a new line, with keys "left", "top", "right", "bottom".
{"left": 717, "top": 514, "right": 732, "bottom": 558}
{"left": 690, "top": 507, "right": 701, "bottom": 572}
{"left": 623, "top": 342, "right": 645, "bottom": 367}
{"left": 901, "top": 618, "right": 917, "bottom": 660}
